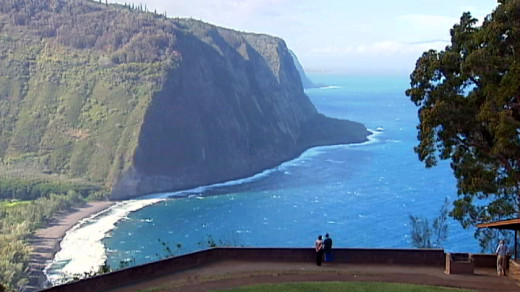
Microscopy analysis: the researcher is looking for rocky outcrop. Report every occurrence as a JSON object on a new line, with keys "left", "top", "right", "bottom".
{"left": 0, "top": 0, "right": 369, "bottom": 200}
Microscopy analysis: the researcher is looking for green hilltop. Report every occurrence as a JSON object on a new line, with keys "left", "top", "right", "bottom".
{"left": 0, "top": 0, "right": 369, "bottom": 200}
{"left": 0, "top": 0, "right": 177, "bottom": 197}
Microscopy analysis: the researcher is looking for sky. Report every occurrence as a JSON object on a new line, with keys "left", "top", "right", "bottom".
{"left": 111, "top": 0, "right": 499, "bottom": 75}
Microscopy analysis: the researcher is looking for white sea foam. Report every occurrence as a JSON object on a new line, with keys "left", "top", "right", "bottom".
{"left": 325, "top": 159, "right": 345, "bottom": 164}
{"left": 44, "top": 198, "right": 164, "bottom": 286}
{"left": 319, "top": 85, "right": 342, "bottom": 90}
{"left": 275, "top": 130, "right": 379, "bottom": 171}
{"left": 364, "top": 129, "right": 382, "bottom": 145}
{"left": 44, "top": 127, "right": 381, "bottom": 285}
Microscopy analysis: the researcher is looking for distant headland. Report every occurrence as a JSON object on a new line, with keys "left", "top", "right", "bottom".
{"left": 0, "top": 0, "right": 370, "bottom": 200}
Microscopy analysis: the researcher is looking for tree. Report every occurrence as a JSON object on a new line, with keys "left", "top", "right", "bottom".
{"left": 409, "top": 198, "right": 449, "bottom": 248}
{"left": 406, "top": 0, "right": 520, "bottom": 251}
{"left": 409, "top": 215, "right": 432, "bottom": 248}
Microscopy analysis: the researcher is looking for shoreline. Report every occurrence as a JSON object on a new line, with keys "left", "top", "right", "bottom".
{"left": 34, "top": 130, "right": 380, "bottom": 288}
{"left": 26, "top": 201, "right": 116, "bottom": 291}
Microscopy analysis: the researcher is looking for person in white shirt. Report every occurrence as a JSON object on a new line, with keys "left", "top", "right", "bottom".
{"left": 314, "top": 235, "right": 324, "bottom": 266}
{"left": 496, "top": 240, "right": 510, "bottom": 276}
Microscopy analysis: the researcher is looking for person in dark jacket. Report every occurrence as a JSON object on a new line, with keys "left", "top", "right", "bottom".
{"left": 323, "top": 233, "right": 333, "bottom": 262}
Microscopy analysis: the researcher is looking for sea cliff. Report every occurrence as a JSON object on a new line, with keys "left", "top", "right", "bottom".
{"left": 0, "top": 0, "right": 369, "bottom": 199}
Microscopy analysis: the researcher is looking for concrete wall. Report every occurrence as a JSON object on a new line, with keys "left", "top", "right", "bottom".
{"left": 42, "top": 247, "right": 488, "bottom": 292}
{"left": 472, "top": 253, "right": 498, "bottom": 269}
{"left": 198, "top": 247, "right": 446, "bottom": 266}
{"left": 445, "top": 253, "right": 474, "bottom": 274}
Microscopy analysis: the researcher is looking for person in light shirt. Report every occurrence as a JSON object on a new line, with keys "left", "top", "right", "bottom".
{"left": 496, "top": 239, "right": 510, "bottom": 276}
{"left": 314, "top": 235, "right": 324, "bottom": 266}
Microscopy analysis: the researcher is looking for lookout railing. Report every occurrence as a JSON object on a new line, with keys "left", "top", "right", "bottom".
{"left": 41, "top": 247, "right": 498, "bottom": 292}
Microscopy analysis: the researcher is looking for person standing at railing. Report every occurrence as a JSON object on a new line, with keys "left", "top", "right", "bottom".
{"left": 323, "top": 233, "right": 333, "bottom": 263}
{"left": 315, "top": 235, "right": 324, "bottom": 266}
{"left": 496, "top": 239, "right": 510, "bottom": 276}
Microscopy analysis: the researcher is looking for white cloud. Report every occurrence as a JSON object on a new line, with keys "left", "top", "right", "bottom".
{"left": 393, "top": 14, "right": 459, "bottom": 44}
{"left": 109, "top": 0, "right": 500, "bottom": 74}
{"left": 124, "top": 0, "right": 301, "bottom": 32}
{"left": 459, "top": 5, "right": 495, "bottom": 21}
{"left": 310, "top": 40, "right": 448, "bottom": 57}
{"left": 305, "top": 39, "right": 450, "bottom": 74}
{"left": 396, "top": 14, "right": 459, "bottom": 29}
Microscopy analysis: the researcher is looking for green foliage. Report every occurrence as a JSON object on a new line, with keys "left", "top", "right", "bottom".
{"left": 118, "top": 257, "right": 135, "bottom": 269}
{"left": 0, "top": 0, "right": 180, "bottom": 188}
{"left": 0, "top": 191, "right": 90, "bottom": 291}
{"left": 475, "top": 228, "right": 514, "bottom": 253}
{"left": 0, "top": 200, "right": 30, "bottom": 208}
{"left": 409, "top": 198, "right": 449, "bottom": 248}
{"left": 86, "top": 190, "right": 110, "bottom": 201}
{"left": 154, "top": 238, "right": 182, "bottom": 259}
{"left": 202, "top": 235, "right": 218, "bottom": 248}
{"left": 197, "top": 233, "right": 242, "bottom": 249}
{"left": 0, "top": 177, "right": 100, "bottom": 201}
{"left": 406, "top": 1, "right": 520, "bottom": 249}
{"left": 58, "top": 259, "right": 112, "bottom": 286}
{"left": 0, "top": 2, "right": 185, "bottom": 286}
{"left": 409, "top": 216, "right": 432, "bottom": 248}
{"left": 97, "top": 260, "right": 111, "bottom": 274}
{"left": 0, "top": 0, "right": 294, "bottom": 289}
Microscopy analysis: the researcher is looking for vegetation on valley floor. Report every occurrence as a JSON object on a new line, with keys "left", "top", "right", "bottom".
{"left": 0, "top": 2, "right": 180, "bottom": 287}
{"left": 0, "top": 187, "right": 105, "bottom": 291}
{"left": 0, "top": 0, "right": 179, "bottom": 189}
{"left": 0, "top": 0, "right": 285, "bottom": 289}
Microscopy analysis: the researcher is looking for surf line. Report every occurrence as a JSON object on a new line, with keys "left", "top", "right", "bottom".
{"left": 44, "top": 129, "right": 379, "bottom": 284}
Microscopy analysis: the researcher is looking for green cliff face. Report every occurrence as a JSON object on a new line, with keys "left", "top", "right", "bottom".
{"left": 0, "top": 0, "right": 369, "bottom": 199}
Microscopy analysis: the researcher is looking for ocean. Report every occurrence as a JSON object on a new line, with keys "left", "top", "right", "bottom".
{"left": 44, "top": 74, "right": 481, "bottom": 284}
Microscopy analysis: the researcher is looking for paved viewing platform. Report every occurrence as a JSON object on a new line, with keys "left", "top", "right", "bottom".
{"left": 43, "top": 248, "right": 520, "bottom": 292}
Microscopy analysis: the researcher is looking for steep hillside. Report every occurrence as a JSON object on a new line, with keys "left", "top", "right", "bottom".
{"left": 290, "top": 50, "right": 322, "bottom": 89}
{"left": 0, "top": 0, "right": 369, "bottom": 199}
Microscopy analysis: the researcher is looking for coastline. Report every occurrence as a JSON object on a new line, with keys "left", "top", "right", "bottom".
{"left": 30, "top": 130, "right": 379, "bottom": 288}
{"left": 37, "top": 129, "right": 379, "bottom": 287}
{"left": 43, "top": 130, "right": 379, "bottom": 286}
{"left": 26, "top": 201, "right": 116, "bottom": 291}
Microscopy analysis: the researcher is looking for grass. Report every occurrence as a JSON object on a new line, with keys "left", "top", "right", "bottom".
{"left": 213, "top": 282, "right": 475, "bottom": 292}
{"left": 0, "top": 200, "right": 31, "bottom": 207}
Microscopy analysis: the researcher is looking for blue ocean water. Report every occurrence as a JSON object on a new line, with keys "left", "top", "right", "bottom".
{"left": 103, "top": 74, "right": 480, "bottom": 268}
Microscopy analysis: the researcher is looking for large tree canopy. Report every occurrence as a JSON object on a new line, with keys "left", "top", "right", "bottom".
{"left": 406, "top": 0, "right": 520, "bottom": 250}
